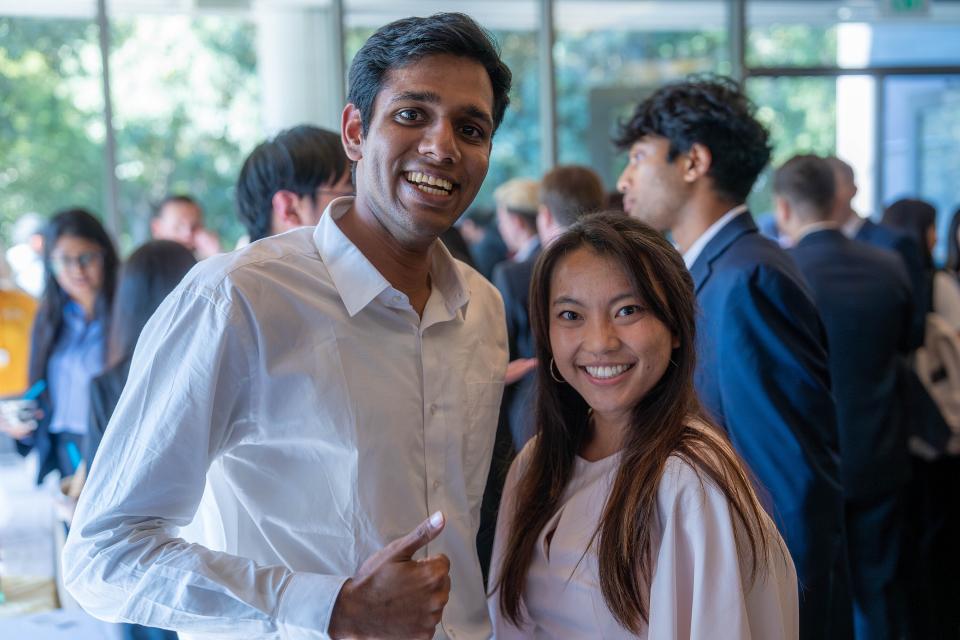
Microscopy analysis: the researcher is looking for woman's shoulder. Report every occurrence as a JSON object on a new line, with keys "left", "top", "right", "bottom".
{"left": 658, "top": 420, "right": 738, "bottom": 506}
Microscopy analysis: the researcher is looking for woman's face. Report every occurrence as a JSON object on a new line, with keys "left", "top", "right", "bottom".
{"left": 548, "top": 246, "right": 677, "bottom": 430}
{"left": 50, "top": 235, "right": 104, "bottom": 304}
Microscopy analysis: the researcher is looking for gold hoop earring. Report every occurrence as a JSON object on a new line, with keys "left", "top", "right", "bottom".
{"left": 550, "top": 358, "right": 565, "bottom": 383}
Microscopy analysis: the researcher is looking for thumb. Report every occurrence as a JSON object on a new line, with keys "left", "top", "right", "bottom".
{"left": 386, "top": 511, "right": 445, "bottom": 561}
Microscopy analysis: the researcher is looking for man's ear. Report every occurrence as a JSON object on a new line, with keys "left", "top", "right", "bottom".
{"left": 271, "top": 190, "right": 302, "bottom": 233}
{"left": 773, "top": 195, "right": 792, "bottom": 232}
{"left": 342, "top": 103, "right": 364, "bottom": 162}
{"left": 537, "top": 204, "right": 553, "bottom": 227}
{"left": 682, "top": 143, "right": 712, "bottom": 183}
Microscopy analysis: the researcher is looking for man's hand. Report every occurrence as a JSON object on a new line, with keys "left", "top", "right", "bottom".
{"left": 329, "top": 511, "right": 450, "bottom": 640}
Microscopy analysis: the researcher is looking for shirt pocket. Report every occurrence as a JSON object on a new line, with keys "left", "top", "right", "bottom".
{"left": 462, "top": 381, "right": 503, "bottom": 504}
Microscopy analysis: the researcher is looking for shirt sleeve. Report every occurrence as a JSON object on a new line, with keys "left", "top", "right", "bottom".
{"left": 647, "top": 461, "right": 799, "bottom": 640}
{"left": 487, "top": 442, "right": 535, "bottom": 639}
{"left": 62, "top": 285, "right": 348, "bottom": 639}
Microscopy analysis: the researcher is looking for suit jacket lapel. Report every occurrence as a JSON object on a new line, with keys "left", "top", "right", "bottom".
{"left": 690, "top": 211, "right": 757, "bottom": 294}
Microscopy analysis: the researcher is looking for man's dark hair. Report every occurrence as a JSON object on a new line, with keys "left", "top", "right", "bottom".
{"left": 347, "top": 12, "right": 512, "bottom": 136}
{"left": 153, "top": 194, "right": 200, "bottom": 219}
{"left": 614, "top": 75, "right": 771, "bottom": 203}
{"left": 540, "top": 165, "right": 606, "bottom": 228}
{"left": 773, "top": 154, "right": 836, "bottom": 222}
{"left": 235, "top": 125, "right": 350, "bottom": 241}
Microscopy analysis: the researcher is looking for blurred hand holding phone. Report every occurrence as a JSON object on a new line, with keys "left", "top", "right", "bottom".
{"left": 0, "top": 380, "right": 46, "bottom": 439}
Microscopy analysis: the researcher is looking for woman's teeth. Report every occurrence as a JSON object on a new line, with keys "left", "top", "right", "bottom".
{"left": 584, "top": 364, "right": 631, "bottom": 379}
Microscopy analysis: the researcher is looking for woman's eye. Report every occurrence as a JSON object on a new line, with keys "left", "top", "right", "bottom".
{"left": 616, "top": 305, "right": 642, "bottom": 317}
{"left": 558, "top": 310, "right": 579, "bottom": 321}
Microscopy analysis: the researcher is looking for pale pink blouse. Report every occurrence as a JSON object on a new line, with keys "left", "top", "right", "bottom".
{"left": 488, "top": 438, "right": 798, "bottom": 639}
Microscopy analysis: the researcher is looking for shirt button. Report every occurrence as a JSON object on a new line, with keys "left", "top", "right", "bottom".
{"left": 429, "top": 404, "right": 438, "bottom": 415}
{"left": 433, "top": 480, "right": 441, "bottom": 490}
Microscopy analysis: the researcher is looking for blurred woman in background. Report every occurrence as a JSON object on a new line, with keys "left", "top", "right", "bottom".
{"left": 15, "top": 208, "right": 118, "bottom": 483}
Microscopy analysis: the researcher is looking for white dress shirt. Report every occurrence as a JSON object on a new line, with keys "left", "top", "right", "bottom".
{"left": 682, "top": 204, "right": 749, "bottom": 269}
{"left": 63, "top": 198, "right": 508, "bottom": 640}
{"left": 488, "top": 429, "right": 798, "bottom": 639}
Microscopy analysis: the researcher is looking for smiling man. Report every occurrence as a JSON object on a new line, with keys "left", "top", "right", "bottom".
{"left": 63, "top": 13, "right": 511, "bottom": 640}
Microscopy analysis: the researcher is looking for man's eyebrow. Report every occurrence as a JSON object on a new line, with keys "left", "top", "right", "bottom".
{"left": 390, "top": 90, "right": 440, "bottom": 105}
{"left": 389, "top": 91, "right": 493, "bottom": 126}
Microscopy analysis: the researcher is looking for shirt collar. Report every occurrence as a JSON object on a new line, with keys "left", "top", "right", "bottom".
{"left": 314, "top": 197, "right": 471, "bottom": 319}
{"left": 682, "top": 204, "right": 748, "bottom": 269}
{"left": 842, "top": 212, "right": 866, "bottom": 239}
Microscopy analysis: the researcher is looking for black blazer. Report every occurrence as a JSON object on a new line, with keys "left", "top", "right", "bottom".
{"left": 856, "top": 218, "right": 927, "bottom": 348}
{"left": 690, "top": 212, "right": 847, "bottom": 636}
{"left": 491, "top": 241, "right": 541, "bottom": 362}
{"left": 84, "top": 354, "right": 131, "bottom": 468}
{"left": 790, "top": 229, "right": 913, "bottom": 499}
{"left": 492, "top": 241, "right": 541, "bottom": 448}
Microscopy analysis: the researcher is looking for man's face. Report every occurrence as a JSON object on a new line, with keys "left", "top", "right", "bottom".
{"left": 346, "top": 54, "right": 495, "bottom": 245}
{"left": 152, "top": 202, "right": 202, "bottom": 250}
{"left": 616, "top": 136, "right": 689, "bottom": 233}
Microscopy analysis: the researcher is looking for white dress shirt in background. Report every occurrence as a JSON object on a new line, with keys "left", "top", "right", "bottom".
{"left": 62, "top": 198, "right": 508, "bottom": 640}
{"left": 488, "top": 429, "right": 799, "bottom": 639}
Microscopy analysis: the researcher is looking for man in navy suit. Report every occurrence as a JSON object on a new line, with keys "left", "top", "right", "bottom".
{"left": 827, "top": 156, "right": 925, "bottom": 348}
{"left": 777, "top": 155, "right": 912, "bottom": 639}
{"left": 615, "top": 77, "right": 849, "bottom": 639}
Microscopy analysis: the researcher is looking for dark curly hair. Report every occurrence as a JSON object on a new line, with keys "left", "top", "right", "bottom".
{"left": 614, "top": 75, "right": 771, "bottom": 203}
{"left": 347, "top": 12, "right": 512, "bottom": 137}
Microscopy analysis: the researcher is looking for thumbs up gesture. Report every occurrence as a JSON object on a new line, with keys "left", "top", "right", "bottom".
{"left": 329, "top": 511, "right": 451, "bottom": 639}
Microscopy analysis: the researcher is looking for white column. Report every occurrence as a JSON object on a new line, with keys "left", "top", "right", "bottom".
{"left": 836, "top": 23, "right": 876, "bottom": 216}
{"left": 253, "top": 1, "right": 345, "bottom": 135}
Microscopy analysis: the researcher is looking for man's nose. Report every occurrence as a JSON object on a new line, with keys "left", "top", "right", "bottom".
{"left": 419, "top": 120, "right": 461, "bottom": 164}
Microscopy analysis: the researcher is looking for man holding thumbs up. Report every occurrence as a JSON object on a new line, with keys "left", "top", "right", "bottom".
{"left": 63, "top": 13, "right": 511, "bottom": 640}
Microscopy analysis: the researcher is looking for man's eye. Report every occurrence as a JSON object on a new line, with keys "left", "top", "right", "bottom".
{"left": 461, "top": 124, "right": 485, "bottom": 139}
{"left": 397, "top": 109, "right": 421, "bottom": 121}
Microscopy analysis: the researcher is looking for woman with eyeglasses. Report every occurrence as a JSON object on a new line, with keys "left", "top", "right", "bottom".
{"left": 488, "top": 213, "right": 797, "bottom": 638}
{"left": 13, "top": 208, "right": 118, "bottom": 483}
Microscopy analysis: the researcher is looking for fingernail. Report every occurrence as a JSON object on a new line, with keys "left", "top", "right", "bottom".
{"left": 429, "top": 511, "right": 444, "bottom": 529}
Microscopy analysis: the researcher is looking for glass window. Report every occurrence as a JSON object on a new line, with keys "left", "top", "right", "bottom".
{"left": 108, "top": 11, "right": 260, "bottom": 250}
{"left": 747, "top": 74, "right": 876, "bottom": 220}
{"left": 0, "top": 12, "right": 105, "bottom": 240}
{"left": 747, "top": 0, "right": 960, "bottom": 68}
{"left": 344, "top": 1, "right": 540, "bottom": 213}
{"left": 555, "top": 0, "right": 728, "bottom": 191}
{"left": 881, "top": 75, "right": 960, "bottom": 264}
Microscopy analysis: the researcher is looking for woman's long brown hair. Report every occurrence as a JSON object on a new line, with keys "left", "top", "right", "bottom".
{"left": 493, "top": 212, "right": 779, "bottom": 632}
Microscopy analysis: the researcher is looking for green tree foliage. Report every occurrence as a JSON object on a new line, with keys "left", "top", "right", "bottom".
{"left": 0, "top": 16, "right": 259, "bottom": 251}
{"left": 0, "top": 18, "right": 105, "bottom": 241}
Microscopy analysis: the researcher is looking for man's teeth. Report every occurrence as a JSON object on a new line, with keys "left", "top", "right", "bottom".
{"left": 585, "top": 364, "right": 631, "bottom": 379}
{"left": 406, "top": 171, "right": 453, "bottom": 192}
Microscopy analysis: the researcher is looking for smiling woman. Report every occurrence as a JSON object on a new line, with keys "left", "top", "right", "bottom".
{"left": 488, "top": 212, "right": 799, "bottom": 638}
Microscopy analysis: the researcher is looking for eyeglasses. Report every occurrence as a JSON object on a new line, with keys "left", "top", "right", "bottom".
{"left": 316, "top": 189, "right": 355, "bottom": 199}
{"left": 50, "top": 251, "right": 103, "bottom": 273}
